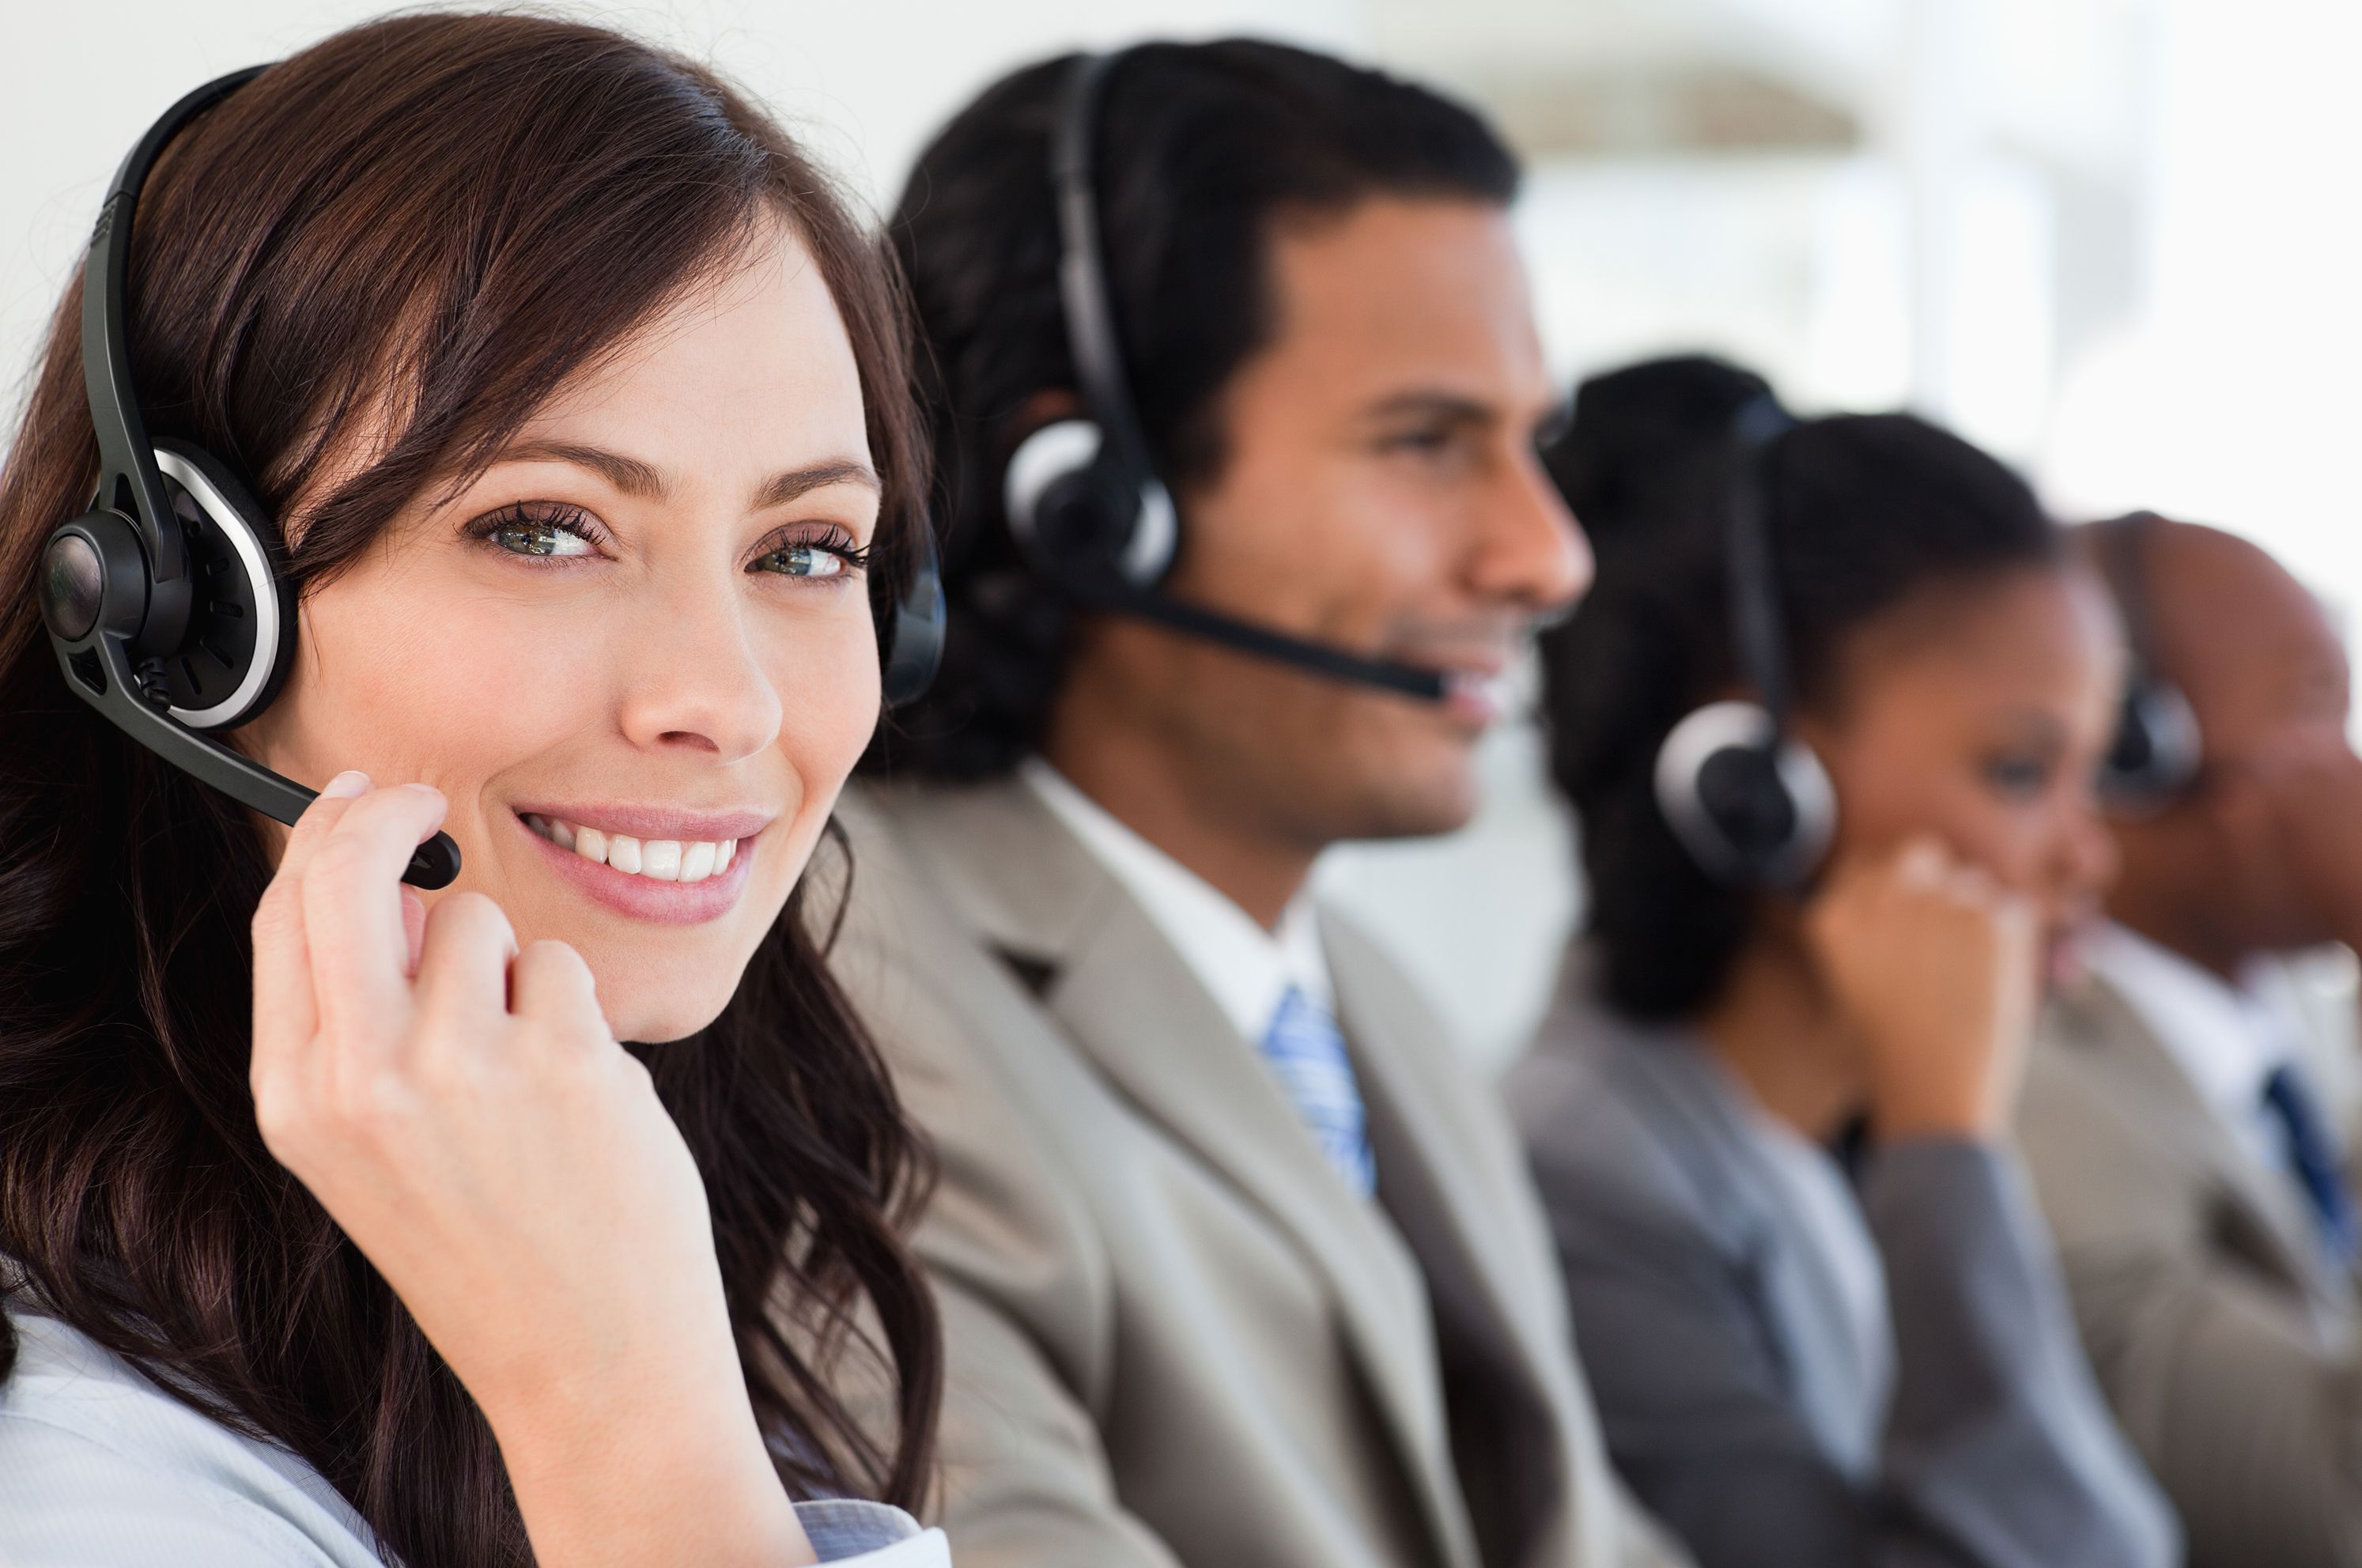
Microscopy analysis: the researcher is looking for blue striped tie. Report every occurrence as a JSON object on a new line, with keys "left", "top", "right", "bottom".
{"left": 1259, "top": 985, "right": 1376, "bottom": 1196}
{"left": 2262, "top": 1061, "right": 2360, "bottom": 1269}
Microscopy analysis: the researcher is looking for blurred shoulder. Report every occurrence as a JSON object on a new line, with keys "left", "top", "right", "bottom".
{"left": 0, "top": 1309, "right": 381, "bottom": 1566}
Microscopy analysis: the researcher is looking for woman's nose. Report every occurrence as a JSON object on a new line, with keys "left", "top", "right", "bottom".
{"left": 613, "top": 587, "right": 784, "bottom": 763}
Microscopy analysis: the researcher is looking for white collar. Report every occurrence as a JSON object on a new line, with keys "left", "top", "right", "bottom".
{"left": 2085, "top": 921, "right": 2302, "bottom": 1137}
{"left": 1021, "top": 758, "right": 1332, "bottom": 1043}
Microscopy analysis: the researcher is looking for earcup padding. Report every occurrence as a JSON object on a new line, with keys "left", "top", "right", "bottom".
{"left": 1654, "top": 699, "right": 1838, "bottom": 889}
{"left": 152, "top": 439, "right": 297, "bottom": 731}
{"left": 2099, "top": 678, "right": 2202, "bottom": 812}
{"left": 1003, "top": 417, "right": 1177, "bottom": 591}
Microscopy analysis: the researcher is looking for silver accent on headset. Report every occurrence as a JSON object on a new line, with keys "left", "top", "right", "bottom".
{"left": 2100, "top": 680, "right": 2203, "bottom": 814}
{"left": 156, "top": 445, "right": 279, "bottom": 730}
{"left": 1002, "top": 417, "right": 1177, "bottom": 588}
{"left": 1003, "top": 419, "right": 1100, "bottom": 545}
{"left": 1123, "top": 478, "right": 1176, "bottom": 585}
{"left": 1653, "top": 699, "right": 1837, "bottom": 887}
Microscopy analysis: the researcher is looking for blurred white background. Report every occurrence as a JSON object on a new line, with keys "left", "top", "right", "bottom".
{"left": 6, "top": 0, "right": 2355, "bottom": 1066}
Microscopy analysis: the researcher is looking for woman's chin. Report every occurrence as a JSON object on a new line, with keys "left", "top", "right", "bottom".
{"left": 608, "top": 991, "right": 735, "bottom": 1046}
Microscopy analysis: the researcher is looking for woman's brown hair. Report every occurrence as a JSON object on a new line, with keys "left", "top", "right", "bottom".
{"left": 0, "top": 13, "right": 939, "bottom": 1564}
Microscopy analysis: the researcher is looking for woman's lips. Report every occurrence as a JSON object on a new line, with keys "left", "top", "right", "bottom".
{"left": 512, "top": 810, "right": 760, "bottom": 925}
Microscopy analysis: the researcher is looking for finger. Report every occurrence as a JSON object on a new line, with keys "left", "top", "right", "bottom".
{"left": 411, "top": 892, "right": 517, "bottom": 1029}
{"left": 300, "top": 784, "right": 449, "bottom": 1044}
{"left": 509, "top": 940, "right": 610, "bottom": 1040}
{"left": 1942, "top": 863, "right": 2000, "bottom": 909}
{"left": 251, "top": 771, "right": 373, "bottom": 1087}
{"left": 1893, "top": 835, "right": 1949, "bottom": 886}
{"left": 402, "top": 888, "right": 427, "bottom": 980}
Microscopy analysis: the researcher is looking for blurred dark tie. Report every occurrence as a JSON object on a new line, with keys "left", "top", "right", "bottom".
{"left": 2262, "top": 1061, "right": 2360, "bottom": 1270}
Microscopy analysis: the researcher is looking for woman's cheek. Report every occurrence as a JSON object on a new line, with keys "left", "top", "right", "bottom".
{"left": 773, "top": 608, "right": 884, "bottom": 782}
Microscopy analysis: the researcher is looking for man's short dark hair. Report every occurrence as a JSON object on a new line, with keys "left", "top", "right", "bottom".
{"left": 870, "top": 40, "right": 1520, "bottom": 780}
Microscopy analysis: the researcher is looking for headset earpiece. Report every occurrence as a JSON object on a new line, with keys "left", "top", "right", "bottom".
{"left": 2092, "top": 512, "right": 2202, "bottom": 813}
{"left": 1654, "top": 699, "right": 1835, "bottom": 890}
{"left": 1650, "top": 396, "right": 1835, "bottom": 890}
{"left": 880, "top": 521, "right": 946, "bottom": 708}
{"left": 145, "top": 439, "right": 297, "bottom": 730}
{"left": 2100, "top": 671, "right": 2202, "bottom": 812}
{"left": 1003, "top": 417, "right": 1177, "bottom": 591}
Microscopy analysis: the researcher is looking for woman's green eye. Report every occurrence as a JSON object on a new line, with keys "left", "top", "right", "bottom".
{"left": 755, "top": 542, "right": 849, "bottom": 579}
{"left": 490, "top": 520, "right": 595, "bottom": 557}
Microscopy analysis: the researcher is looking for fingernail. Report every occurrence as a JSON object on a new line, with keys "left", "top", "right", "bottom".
{"left": 323, "top": 770, "right": 370, "bottom": 799}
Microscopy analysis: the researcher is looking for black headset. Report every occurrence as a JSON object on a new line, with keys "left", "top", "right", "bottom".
{"left": 2091, "top": 511, "right": 2202, "bottom": 811}
{"left": 1651, "top": 396, "right": 1838, "bottom": 890}
{"left": 38, "top": 69, "right": 945, "bottom": 892}
{"left": 999, "top": 48, "right": 1451, "bottom": 702}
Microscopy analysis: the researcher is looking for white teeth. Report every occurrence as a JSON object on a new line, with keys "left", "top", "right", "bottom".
{"left": 527, "top": 815, "right": 743, "bottom": 882}
{"left": 643, "top": 840, "right": 682, "bottom": 881}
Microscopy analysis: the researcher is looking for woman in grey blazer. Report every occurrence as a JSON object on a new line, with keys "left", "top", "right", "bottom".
{"left": 1507, "top": 358, "right": 2178, "bottom": 1568}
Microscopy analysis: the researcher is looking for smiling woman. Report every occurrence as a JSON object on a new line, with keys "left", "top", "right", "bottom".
{"left": 0, "top": 13, "right": 942, "bottom": 1568}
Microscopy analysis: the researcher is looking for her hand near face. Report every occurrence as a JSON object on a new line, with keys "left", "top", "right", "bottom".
{"left": 1803, "top": 836, "right": 2039, "bottom": 1144}
{"left": 249, "top": 773, "right": 817, "bottom": 1568}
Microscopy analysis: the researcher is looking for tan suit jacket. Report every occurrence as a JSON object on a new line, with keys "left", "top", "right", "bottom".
{"left": 825, "top": 776, "right": 1680, "bottom": 1568}
{"left": 2021, "top": 969, "right": 2362, "bottom": 1568}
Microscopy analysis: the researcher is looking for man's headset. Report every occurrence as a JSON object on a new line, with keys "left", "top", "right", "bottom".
{"left": 1652, "top": 397, "right": 1839, "bottom": 890}
{"left": 2091, "top": 511, "right": 2202, "bottom": 812}
{"left": 998, "top": 48, "right": 1452, "bottom": 703}
{"left": 37, "top": 69, "right": 946, "bottom": 891}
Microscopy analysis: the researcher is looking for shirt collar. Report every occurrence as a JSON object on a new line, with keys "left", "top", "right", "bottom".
{"left": 1020, "top": 758, "right": 1331, "bottom": 1043}
{"left": 2085, "top": 921, "right": 2300, "bottom": 1124}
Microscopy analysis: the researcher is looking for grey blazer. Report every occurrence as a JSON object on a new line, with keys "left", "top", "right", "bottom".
{"left": 822, "top": 778, "right": 1682, "bottom": 1568}
{"left": 2021, "top": 970, "right": 2362, "bottom": 1568}
{"left": 1506, "top": 971, "right": 2178, "bottom": 1568}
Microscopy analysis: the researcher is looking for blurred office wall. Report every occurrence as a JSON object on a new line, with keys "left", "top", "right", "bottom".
{"left": 6, "top": 0, "right": 2354, "bottom": 1068}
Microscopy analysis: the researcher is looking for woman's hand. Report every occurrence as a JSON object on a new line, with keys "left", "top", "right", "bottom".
{"left": 1802, "top": 836, "right": 2038, "bottom": 1143}
{"left": 249, "top": 773, "right": 815, "bottom": 1568}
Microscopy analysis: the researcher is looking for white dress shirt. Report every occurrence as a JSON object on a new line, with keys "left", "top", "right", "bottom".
{"left": 2085, "top": 920, "right": 2325, "bottom": 1177}
{"left": 1021, "top": 758, "right": 1332, "bottom": 1041}
{"left": 0, "top": 1309, "right": 950, "bottom": 1567}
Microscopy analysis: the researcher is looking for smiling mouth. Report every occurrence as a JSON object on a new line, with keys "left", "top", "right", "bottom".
{"left": 522, "top": 813, "right": 740, "bottom": 884}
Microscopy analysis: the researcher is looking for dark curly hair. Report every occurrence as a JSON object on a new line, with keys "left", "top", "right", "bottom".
{"left": 1540, "top": 357, "right": 2063, "bottom": 1020}
{"left": 869, "top": 39, "right": 1520, "bottom": 778}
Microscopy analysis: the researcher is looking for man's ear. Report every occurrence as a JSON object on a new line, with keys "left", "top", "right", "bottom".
{"left": 998, "top": 389, "right": 1087, "bottom": 464}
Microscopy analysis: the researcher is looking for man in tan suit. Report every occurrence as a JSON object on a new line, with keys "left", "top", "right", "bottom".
{"left": 831, "top": 40, "right": 1680, "bottom": 1568}
{"left": 2021, "top": 516, "right": 2362, "bottom": 1567}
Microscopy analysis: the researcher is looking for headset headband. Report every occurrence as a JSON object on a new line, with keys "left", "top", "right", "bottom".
{"left": 83, "top": 66, "right": 266, "bottom": 651}
{"left": 2094, "top": 511, "right": 2169, "bottom": 675}
{"left": 1724, "top": 395, "right": 1797, "bottom": 733}
{"left": 1051, "top": 49, "right": 1158, "bottom": 482}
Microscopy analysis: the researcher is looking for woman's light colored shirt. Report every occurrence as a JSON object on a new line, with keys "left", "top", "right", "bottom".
{"left": 0, "top": 1309, "right": 949, "bottom": 1566}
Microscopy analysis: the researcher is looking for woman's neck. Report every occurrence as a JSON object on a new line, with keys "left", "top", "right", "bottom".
{"left": 1697, "top": 934, "right": 1865, "bottom": 1145}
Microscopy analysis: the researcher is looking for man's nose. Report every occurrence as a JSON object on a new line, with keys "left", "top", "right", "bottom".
{"left": 1468, "top": 444, "right": 1592, "bottom": 614}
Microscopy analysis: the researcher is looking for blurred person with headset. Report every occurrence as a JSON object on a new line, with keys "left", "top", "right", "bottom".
{"left": 0, "top": 15, "right": 956, "bottom": 1566}
{"left": 1506, "top": 356, "right": 2178, "bottom": 1568}
{"left": 830, "top": 40, "right": 1683, "bottom": 1568}
{"left": 2020, "top": 513, "right": 2362, "bottom": 1568}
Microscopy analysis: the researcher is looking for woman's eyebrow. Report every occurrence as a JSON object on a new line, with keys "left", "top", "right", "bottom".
{"left": 497, "top": 439, "right": 667, "bottom": 498}
{"left": 489, "top": 440, "right": 876, "bottom": 511}
{"left": 751, "top": 459, "right": 879, "bottom": 509}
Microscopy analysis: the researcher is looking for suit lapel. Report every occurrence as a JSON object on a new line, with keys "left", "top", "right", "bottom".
{"left": 2070, "top": 976, "right": 2352, "bottom": 1316}
{"left": 877, "top": 779, "right": 1474, "bottom": 1564}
